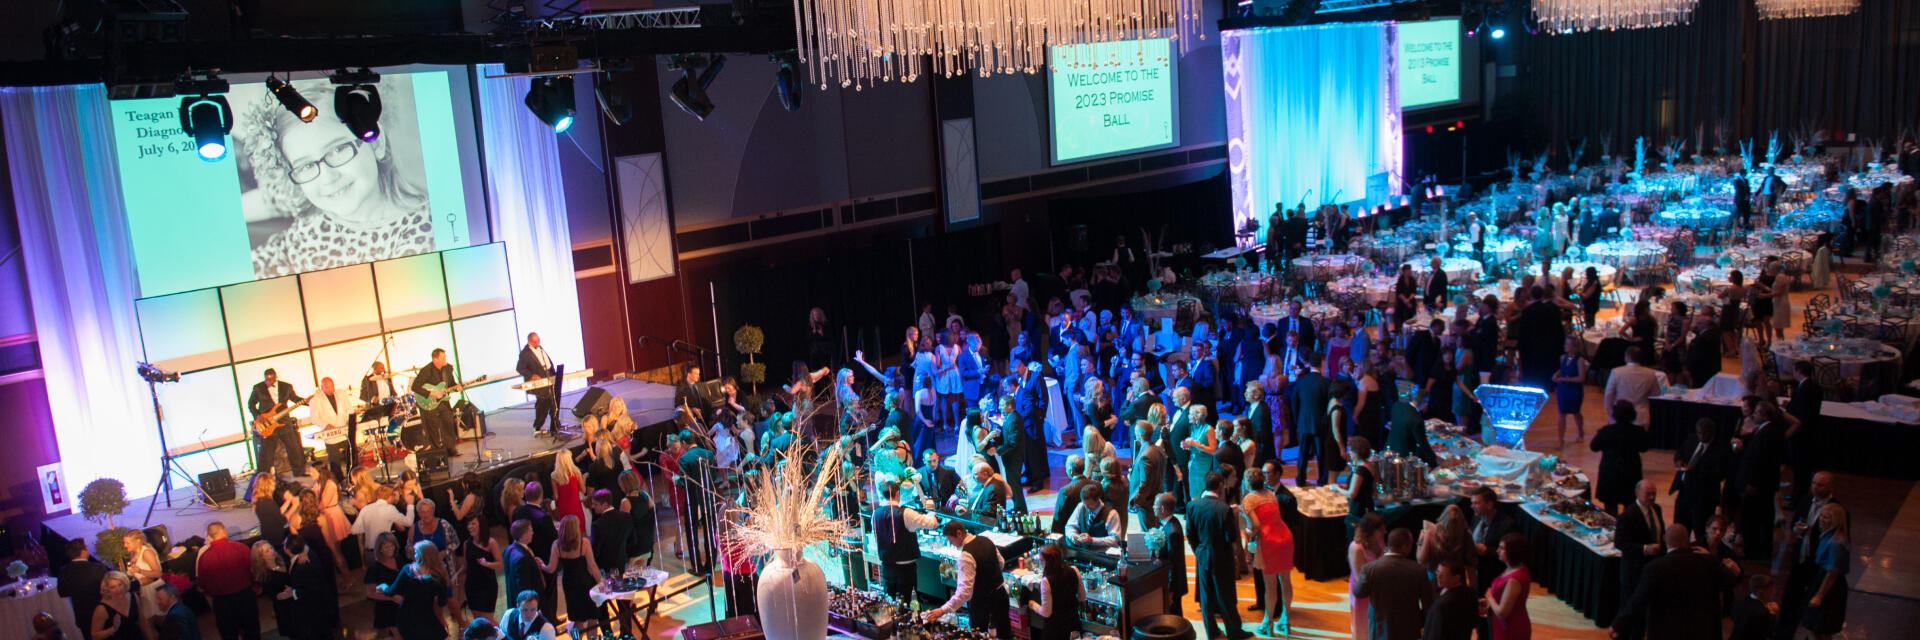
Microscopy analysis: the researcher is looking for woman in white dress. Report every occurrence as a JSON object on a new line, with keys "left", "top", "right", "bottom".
{"left": 122, "top": 530, "right": 163, "bottom": 617}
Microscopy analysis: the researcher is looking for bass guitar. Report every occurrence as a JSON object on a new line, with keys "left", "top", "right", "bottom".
{"left": 252, "top": 394, "right": 313, "bottom": 438}
{"left": 414, "top": 374, "right": 489, "bottom": 412}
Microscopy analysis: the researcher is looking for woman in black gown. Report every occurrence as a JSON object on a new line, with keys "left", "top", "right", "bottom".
{"left": 459, "top": 516, "right": 502, "bottom": 620}
{"left": 283, "top": 537, "right": 335, "bottom": 640}
{"left": 381, "top": 541, "right": 451, "bottom": 640}
{"left": 365, "top": 532, "right": 403, "bottom": 639}
{"left": 89, "top": 571, "right": 144, "bottom": 640}
{"left": 1588, "top": 401, "right": 1651, "bottom": 515}
{"left": 544, "top": 515, "right": 606, "bottom": 631}
{"left": 294, "top": 491, "right": 343, "bottom": 633}
{"left": 252, "top": 542, "right": 298, "bottom": 639}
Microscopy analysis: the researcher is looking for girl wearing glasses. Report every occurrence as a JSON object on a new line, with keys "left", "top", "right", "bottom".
{"left": 236, "top": 77, "right": 431, "bottom": 278}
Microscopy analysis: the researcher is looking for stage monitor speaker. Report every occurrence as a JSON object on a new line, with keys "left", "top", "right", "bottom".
{"left": 198, "top": 471, "right": 235, "bottom": 503}
{"left": 572, "top": 386, "right": 612, "bottom": 419}
{"left": 416, "top": 448, "right": 450, "bottom": 476}
{"left": 142, "top": 525, "right": 169, "bottom": 552}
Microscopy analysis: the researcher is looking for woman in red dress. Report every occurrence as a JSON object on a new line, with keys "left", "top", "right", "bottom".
{"left": 550, "top": 447, "right": 588, "bottom": 527}
{"left": 1239, "top": 466, "right": 1296, "bottom": 636}
{"left": 1484, "top": 532, "right": 1533, "bottom": 640}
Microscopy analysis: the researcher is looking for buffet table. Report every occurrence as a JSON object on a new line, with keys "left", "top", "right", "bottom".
{"left": 1648, "top": 393, "right": 1920, "bottom": 479}
{"left": 1516, "top": 502, "right": 1621, "bottom": 626}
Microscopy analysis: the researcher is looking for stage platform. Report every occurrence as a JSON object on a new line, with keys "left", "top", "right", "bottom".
{"left": 41, "top": 377, "right": 678, "bottom": 548}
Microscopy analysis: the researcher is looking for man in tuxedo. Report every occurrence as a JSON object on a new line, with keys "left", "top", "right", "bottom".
{"left": 248, "top": 368, "right": 307, "bottom": 476}
{"left": 1273, "top": 299, "right": 1317, "bottom": 362}
{"left": 1685, "top": 312, "right": 1724, "bottom": 387}
{"left": 1422, "top": 560, "right": 1478, "bottom": 640}
{"left": 1470, "top": 297, "right": 1502, "bottom": 377}
{"left": 1014, "top": 361, "right": 1050, "bottom": 490}
{"left": 1613, "top": 480, "right": 1665, "bottom": 640}
{"left": 1186, "top": 472, "right": 1250, "bottom": 640}
{"left": 1731, "top": 400, "right": 1790, "bottom": 561}
{"left": 408, "top": 349, "right": 461, "bottom": 453}
{"left": 516, "top": 332, "right": 563, "bottom": 436}
{"left": 1050, "top": 456, "right": 1092, "bottom": 536}
{"left": 588, "top": 490, "right": 633, "bottom": 574}
{"left": 1163, "top": 387, "right": 1193, "bottom": 504}
{"left": 1288, "top": 362, "right": 1335, "bottom": 486}
{"left": 1729, "top": 575, "right": 1778, "bottom": 640}
{"left": 1784, "top": 361, "right": 1822, "bottom": 514}
{"left": 1404, "top": 319, "right": 1442, "bottom": 391}
{"left": 1612, "top": 524, "right": 1738, "bottom": 640}
{"left": 674, "top": 365, "right": 708, "bottom": 426}
{"left": 1353, "top": 529, "right": 1434, "bottom": 640}
{"left": 57, "top": 539, "right": 107, "bottom": 630}
{"left": 1671, "top": 418, "right": 1728, "bottom": 543}
{"left": 503, "top": 520, "right": 548, "bottom": 622}
{"left": 1514, "top": 286, "right": 1565, "bottom": 391}
{"left": 917, "top": 449, "right": 961, "bottom": 510}
{"left": 1734, "top": 172, "right": 1754, "bottom": 230}
{"left": 1424, "top": 256, "right": 1450, "bottom": 311}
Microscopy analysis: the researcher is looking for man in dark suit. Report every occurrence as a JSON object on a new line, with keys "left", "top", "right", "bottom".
{"left": 1163, "top": 388, "right": 1194, "bottom": 504}
{"left": 1423, "top": 256, "right": 1450, "bottom": 311}
{"left": 588, "top": 490, "right": 632, "bottom": 573}
{"left": 1613, "top": 480, "right": 1665, "bottom": 640}
{"left": 1731, "top": 400, "right": 1790, "bottom": 561}
{"left": 1129, "top": 422, "right": 1167, "bottom": 523}
{"left": 1466, "top": 487, "right": 1513, "bottom": 593}
{"left": 917, "top": 449, "right": 962, "bottom": 510}
{"left": 516, "top": 332, "right": 563, "bottom": 436}
{"left": 1470, "top": 298, "right": 1502, "bottom": 376}
{"left": 151, "top": 583, "right": 200, "bottom": 640}
{"left": 1014, "top": 361, "right": 1050, "bottom": 490}
{"left": 1514, "top": 286, "right": 1565, "bottom": 391}
{"left": 1150, "top": 493, "right": 1187, "bottom": 615}
{"left": 1729, "top": 575, "right": 1777, "bottom": 640}
{"left": 1405, "top": 320, "right": 1442, "bottom": 391}
{"left": 408, "top": 348, "right": 462, "bottom": 453}
{"left": 1185, "top": 472, "right": 1249, "bottom": 640}
{"left": 248, "top": 367, "right": 307, "bottom": 476}
{"left": 960, "top": 462, "right": 1012, "bottom": 519}
{"left": 1272, "top": 300, "right": 1318, "bottom": 362}
{"left": 1734, "top": 171, "right": 1754, "bottom": 229}
{"left": 1685, "top": 312, "right": 1724, "bottom": 387}
{"left": 1422, "top": 560, "right": 1478, "bottom": 640}
{"left": 1051, "top": 456, "right": 1092, "bottom": 536}
{"left": 504, "top": 520, "right": 549, "bottom": 622}
{"left": 57, "top": 539, "right": 108, "bottom": 631}
{"left": 1353, "top": 528, "right": 1434, "bottom": 640}
{"left": 1612, "top": 524, "right": 1738, "bottom": 640}
{"left": 1784, "top": 361, "right": 1822, "bottom": 514}
{"left": 1288, "top": 362, "right": 1334, "bottom": 486}
{"left": 1671, "top": 418, "right": 1728, "bottom": 543}
{"left": 673, "top": 365, "right": 708, "bottom": 426}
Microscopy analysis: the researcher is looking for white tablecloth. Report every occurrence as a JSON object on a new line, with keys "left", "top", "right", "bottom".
{"left": 1770, "top": 339, "right": 1902, "bottom": 378}
{"left": 1249, "top": 301, "right": 1343, "bottom": 329}
{"left": 1294, "top": 254, "right": 1371, "bottom": 280}
{"left": 1586, "top": 240, "right": 1668, "bottom": 268}
{"left": 0, "top": 578, "right": 78, "bottom": 640}
{"left": 1329, "top": 275, "right": 1397, "bottom": 305}
{"left": 1406, "top": 256, "right": 1483, "bottom": 284}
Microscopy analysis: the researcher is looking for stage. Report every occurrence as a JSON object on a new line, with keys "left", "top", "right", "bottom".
{"left": 40, "top": 376, "right": 679, "bottom": 548}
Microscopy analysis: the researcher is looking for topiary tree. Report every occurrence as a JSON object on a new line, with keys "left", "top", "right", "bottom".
{"left": 734, "top": 324, "right": 765, "bottom": 394}
{"left": 79, "top": 478, "right": 132, "bottom": 568}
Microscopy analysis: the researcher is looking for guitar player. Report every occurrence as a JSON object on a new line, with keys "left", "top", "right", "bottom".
{"left": 516, "top": 332, "right": 564, "bottom": 437}
{"left": 409, "top": 348, "right": 461, "bottom": 455}
{"left": 248, "top": 368, "right": 307, "bottom": 477}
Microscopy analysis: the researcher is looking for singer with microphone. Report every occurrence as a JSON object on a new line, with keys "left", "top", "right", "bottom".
{"left": 517, "top": 332, "right": 564, "bottom": 437}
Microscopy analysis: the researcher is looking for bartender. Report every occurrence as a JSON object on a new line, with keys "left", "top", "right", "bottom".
{"left": 875, "top": 480, "right": 940, "bottom": 603}
{"left": 924, "top": 521, "right": 1013, "bottom": 639}
{"left": 1063, "top": 485, "right": 1123, "bottom": 550}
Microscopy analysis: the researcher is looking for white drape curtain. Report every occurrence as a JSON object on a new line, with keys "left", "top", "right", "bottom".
{"left": 476, "top": 66, "right": 585, "bottom": 381}
{"left": 1224, "top": 22, "right": 1404, "bottom": 236}
{"left": 2, "top": 84, "right": 161, "bottom": 504}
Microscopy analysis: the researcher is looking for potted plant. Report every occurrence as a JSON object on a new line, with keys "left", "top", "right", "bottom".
{"left": 734, "top": 324, "right": 766, "bottom": 395}
{"left": 78, "top": 478, "right": 132, "bottom": 568}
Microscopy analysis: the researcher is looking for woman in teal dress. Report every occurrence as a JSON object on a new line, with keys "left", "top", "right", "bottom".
{"left": 1182, "top": 404, "right": 1219, "bottom": 501}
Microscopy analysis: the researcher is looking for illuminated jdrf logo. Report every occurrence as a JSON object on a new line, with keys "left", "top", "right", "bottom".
{"left": 1473, "top": 384, "right": 1548, "bottom": 449}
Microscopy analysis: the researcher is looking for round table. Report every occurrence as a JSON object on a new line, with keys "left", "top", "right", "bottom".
{"left": 1629, "top": 224, "right": 1683, "bottom": 244}
{"left": 1644, "top": 292, "right": 1725, "bottom": 324}
{"left": 1197, "top": 270, "right": 1273, "bottom": 301}
{"left": 1131, "top": 295, "right": 1198, "bottom": 324}
{"left": 1351, "top": 235, "right": 1423, "bottom": 264}
{"left": 1451, "top": 236, "right": 1531, "bottom": 266}
{"left": 1405, "top": 256, "right": 1484, "bottom": 284}
{"left": 1653, "top": 205, "right": 1730, "bottom": 228}
{"left": 1293, "top": 254, "right": 1371, "bottom": 280}
{"left": 1585, "top": 240, "right": 1669, "bottom": 268}
{"left": 0, "top": 577, "right": 78, "bottom": 640}
{"left": 1676, "top": 266, "right": 1739, "bottom": 293}
{"left": 1723, "top": 246, "right": 1812, "bottom": 274}
{"left": 1819, "top": 304, "right": 1920, "bottom": 343}
{"left": 1771, "top": 338, "right": 1902, "bottom": 382}
{"left": 1750, "top": 229, "right": 1822, "bottom": 252}
{"left": 1329, "top": 275, "right": 1397, "bottom": 305}
{"left": 1249, "top": 301, "right": 1344, "bottom": 329}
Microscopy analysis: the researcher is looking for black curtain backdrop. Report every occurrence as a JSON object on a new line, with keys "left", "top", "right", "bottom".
{"left": 1517, "top": 0, "right": 1920, "bottom": 155}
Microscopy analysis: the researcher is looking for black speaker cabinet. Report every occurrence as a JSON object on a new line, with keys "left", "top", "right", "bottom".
{"left": 416, "top": 447, "right": 450, "bottom": 476}
{"left": 198, "top": 471, "right": 235, "bottom": 503}
{"left": 572, "top": 386, "right": 612, "bottom": 419}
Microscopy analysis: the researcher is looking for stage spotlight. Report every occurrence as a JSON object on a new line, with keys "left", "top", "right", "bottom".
{"left": 773, "top": 51, "right": 802, "bottom": 112}
{"left": 525, "top": 75, "right": 576, "bottom": 133}
{"left": 593, "top": 71, "right": 633, "bottom": 126}
{"left": 175, "top": 77, "right": 232, "bottom": 162}
{"left": 329, "top": 68, "right": 383, "bottom": 142}
{"left": 264, "top": 75, "right": 316, "bottom": 122}
{"left": 670, "top": 54, "right": 726, "bottom": 121}
{"left": 1490, "top": 27, "right": 1506, "bottom": 39}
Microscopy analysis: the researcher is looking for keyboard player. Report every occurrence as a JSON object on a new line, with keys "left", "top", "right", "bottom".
{"left": 518, "top": 332, "right": 565, "bottom": 437}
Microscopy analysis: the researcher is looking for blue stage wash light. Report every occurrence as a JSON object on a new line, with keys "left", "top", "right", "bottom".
{"left": 1490, "top": 28, "right": 1506, "bottom": 39}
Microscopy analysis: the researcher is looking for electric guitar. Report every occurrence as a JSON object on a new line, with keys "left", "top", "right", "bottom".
{"left": 414, "top": 374, "right": 489, "bottom": 412}
{"left": 252, "top": 394, "right": 313, "bottom": 438}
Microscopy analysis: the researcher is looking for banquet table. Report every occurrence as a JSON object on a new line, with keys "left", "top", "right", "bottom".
{"left": 0, "top": 577, "right": 78, "bottom": 640}
{"left": 1648, "top": 394, "right": 1920, "bottom": 479}
{"left": 1196, "top": 270, "right": 1273, "bottom": 301}
{"left": 1249, "top": 301, "right": 1343, "bottom": 330}
{"left": 1329, "top": 275, "right": 1397, "bottom": 305}
{"left": 1724, "top": 246, "right": 1812, "bottom": 275}
{"left": 1652, "top": 205, "right": 1730, "bottom": 228}
{"left": 1818, "top": 304, "right": 1920, "bottom": 343}
{"left": 1676, "top": 266, "right": 1737, "bottom": 293}
{"left": 1585, "top": 240, "right": 1668, "bottom": 268}
{"left": 1451, "top": 236, "right": 1530, "bottom": 266}
{"left": 1770, "top": 337, "right": 1903, "bottom": 395}
{"left": 1351, "top": 235, "right": 1423, "bottom": 264}
{"left": 1405, "top": 256, "right": 1484, "bottom": 284}
{"left": 1293, "top": 253, "right": 1371, "bottom": 280}
{"left": 1751, "top": 229, "right": 1822, "bottom": 252}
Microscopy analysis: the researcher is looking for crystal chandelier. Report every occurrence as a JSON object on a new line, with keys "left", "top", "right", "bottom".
{"left": 1754, "top": 0, "right": 1860, "bottom": 20}
{"left": 790, "top": 0, "right": 1204, "bottom": 90}
{"left": 1531, "top": 0, "right": 1700, "bottom": 34}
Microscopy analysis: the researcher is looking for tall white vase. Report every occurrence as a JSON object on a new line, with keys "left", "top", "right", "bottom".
{"left": 755, "top": 548, "right": 828, "bottom": 640}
